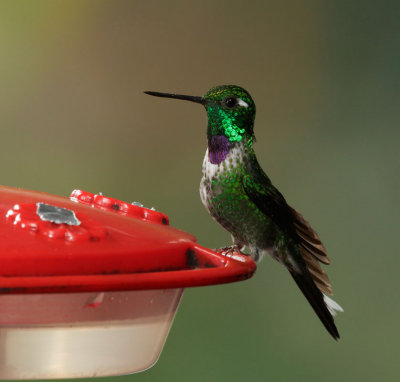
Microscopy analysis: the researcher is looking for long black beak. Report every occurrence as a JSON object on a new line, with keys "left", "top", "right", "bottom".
{"left": 144, "top": 91, "right": 205, "bottom": 105}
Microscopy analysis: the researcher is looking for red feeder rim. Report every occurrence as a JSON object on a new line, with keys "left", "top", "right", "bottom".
{"left": 0, "top": 186, "right": 256, "bottom": 294}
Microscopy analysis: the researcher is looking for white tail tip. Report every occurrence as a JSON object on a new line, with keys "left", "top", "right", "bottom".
{"left": 323, "top": 294, "right": 344, "bottom": 316}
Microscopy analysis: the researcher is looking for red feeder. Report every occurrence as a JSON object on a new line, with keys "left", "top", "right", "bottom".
{"left": 0, "top": 186, "right": 256, "bottom": 379}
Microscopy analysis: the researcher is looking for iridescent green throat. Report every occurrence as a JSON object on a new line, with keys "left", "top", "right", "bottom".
{"left": 203, "top": 85, "right": 256, "bottom": 143}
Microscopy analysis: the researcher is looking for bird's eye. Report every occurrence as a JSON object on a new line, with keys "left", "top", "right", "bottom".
{"left": 224, "top": 97, "right": 237, "bottom": 109}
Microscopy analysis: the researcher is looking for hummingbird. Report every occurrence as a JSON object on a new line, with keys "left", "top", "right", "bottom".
{"left": 145, "top": 85, "right": 343, "bottom": 339}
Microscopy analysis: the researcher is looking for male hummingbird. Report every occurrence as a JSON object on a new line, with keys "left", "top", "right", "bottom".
{"left": 145, "top": 85, "right": 343, "bottom": 339}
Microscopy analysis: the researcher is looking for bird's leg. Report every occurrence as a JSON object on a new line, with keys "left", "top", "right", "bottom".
{"left": 215, "top": 245, "right": 242, "bottom": 257}
{"left": 215, "top": 237, "right": 247, "bottom": 258}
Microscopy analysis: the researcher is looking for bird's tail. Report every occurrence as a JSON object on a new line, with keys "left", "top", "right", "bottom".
{"left": 289, "top": 269, "right": 343, "bottom": 340}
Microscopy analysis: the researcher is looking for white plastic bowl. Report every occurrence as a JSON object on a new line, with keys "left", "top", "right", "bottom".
{"left": 0, "top": 289, "right": 183, "bottom": 379}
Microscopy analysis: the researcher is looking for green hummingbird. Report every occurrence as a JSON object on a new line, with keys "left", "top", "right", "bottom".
{"left": 145, "top": 85, "right": 343, "bottom": 339}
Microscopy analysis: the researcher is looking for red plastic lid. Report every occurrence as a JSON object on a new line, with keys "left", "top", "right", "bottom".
{"left": 0, "top": 186, "right": 256, "bottom": 294}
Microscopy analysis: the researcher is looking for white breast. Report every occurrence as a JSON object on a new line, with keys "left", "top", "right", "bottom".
{"left": 200, "top": 144, "right": 245, "bottom": 207}
{"left": 202, "top": 148, "right": 220, "bottom": 179}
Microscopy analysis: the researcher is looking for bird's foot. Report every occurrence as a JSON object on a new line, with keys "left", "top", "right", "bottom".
{"left": 215, "top": 245, "right": 246, "bottom": 258}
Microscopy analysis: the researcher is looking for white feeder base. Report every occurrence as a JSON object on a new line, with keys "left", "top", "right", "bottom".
{"left": 0, "top": 289, "right": 183, "bottom": 379}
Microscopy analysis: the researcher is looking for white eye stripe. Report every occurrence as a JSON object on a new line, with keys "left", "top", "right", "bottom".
{"left": 237, "top": 98, "right": 249, "bottom": 108}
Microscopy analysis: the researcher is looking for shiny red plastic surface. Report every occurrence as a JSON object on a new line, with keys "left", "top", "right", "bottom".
{"left": 0, "top": 186, "right": 256, "bottom": 294}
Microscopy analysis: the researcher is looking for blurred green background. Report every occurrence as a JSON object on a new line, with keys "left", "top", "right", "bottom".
{"left": 0, "top": 1, "right": 399, "bottom": 381}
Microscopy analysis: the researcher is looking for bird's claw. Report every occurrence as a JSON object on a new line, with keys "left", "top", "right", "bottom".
{"left": 215, "top": 245, "right": 245, "bottom": 258}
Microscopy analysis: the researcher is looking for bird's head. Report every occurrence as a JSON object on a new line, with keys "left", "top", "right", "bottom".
{"left": 145, "top": 85, "right": 256, "bottom": 163}
{"left": 145, "top": 85, "right": 256, "bottom": 142}
{"left": 202, "top": 85, "right": 256, "bottom": 143}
